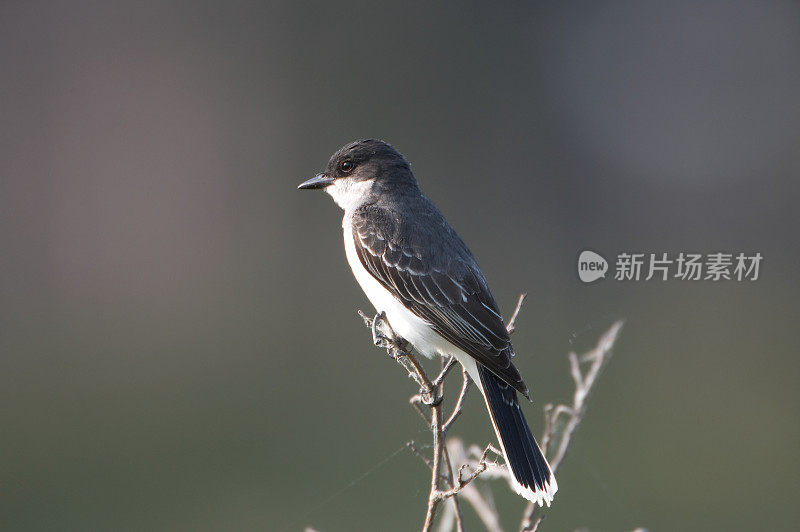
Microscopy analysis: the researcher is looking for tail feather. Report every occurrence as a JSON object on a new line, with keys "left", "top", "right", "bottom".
{"left": 478, "top": 365, "right": 557, "bottom": 506}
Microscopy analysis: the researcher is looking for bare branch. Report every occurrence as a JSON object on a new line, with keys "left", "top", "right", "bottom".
{"left": 357, "top": 309, "right": 448, "bottom": 531}
{"left": 440, "top": 444, "right": 465, "bottom": 532}
{"left": 520, "top": 320, "right": 624, "bottom": 531}
{"left": 437, "top": 357, "right": 465, "bottom": 532}
{"left": 422, "top": 394, "right": 445, "bottom": 531}
{"left": 350, "top": 307, "right": 628, "bottom": 532}
{"left": 550, "top": 321, "right": 623, "bottom": 473}
{"left": 444, "top": 438, "right": 505, "bottom": 532}
{"left": 432, "top": 444, "right": 503, "bottom": 501}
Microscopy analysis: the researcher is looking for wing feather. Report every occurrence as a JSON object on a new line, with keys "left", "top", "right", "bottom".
{"left": 352, "top": 205, "right": 529, "bottom": 397}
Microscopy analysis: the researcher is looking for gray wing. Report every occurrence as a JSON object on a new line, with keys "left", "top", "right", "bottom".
{"left": 352, "top": 203, "right": 529, "bottom": 397}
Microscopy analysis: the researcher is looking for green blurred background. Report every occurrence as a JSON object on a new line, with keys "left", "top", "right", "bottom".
{"left": 2, "top": 1, "right": 798, "bottom": 530}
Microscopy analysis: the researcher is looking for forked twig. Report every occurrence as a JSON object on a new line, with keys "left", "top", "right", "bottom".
{"left": 352, "top": 302, "right": 626, "bottom": 532}
{"left": 520, "top": 320, "right": 624, "bottom": 531}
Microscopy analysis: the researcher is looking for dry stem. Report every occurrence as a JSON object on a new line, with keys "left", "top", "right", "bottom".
{"left": 357, "top": 299, "right": 625, "bottom": 532}
{"left": 519, "top": 320, "right": 624, "bottom": 531}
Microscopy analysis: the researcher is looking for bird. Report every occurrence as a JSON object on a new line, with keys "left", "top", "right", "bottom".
{"left": 297, "top": 139, "right": 556, "bottom": 506}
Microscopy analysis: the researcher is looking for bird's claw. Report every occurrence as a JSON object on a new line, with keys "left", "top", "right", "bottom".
{"left": 371, "top": 311, "right": 393, "bottom": 348}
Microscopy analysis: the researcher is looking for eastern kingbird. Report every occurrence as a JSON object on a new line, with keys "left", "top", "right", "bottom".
{"left": 298, "top": 139, "right": 556, "bottom": 506}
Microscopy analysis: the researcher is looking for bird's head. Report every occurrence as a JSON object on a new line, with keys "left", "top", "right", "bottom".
{"left": 298, "top": 139, "right": 416, "bottom": 210}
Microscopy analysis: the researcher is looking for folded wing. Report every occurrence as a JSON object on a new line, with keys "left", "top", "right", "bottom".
{"left": 352, "top": 204, "right": 529, "bottom": 398}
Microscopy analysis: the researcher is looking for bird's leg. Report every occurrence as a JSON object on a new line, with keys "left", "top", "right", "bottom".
{"left": 372, "top": 311, "right": 412, "bottom": 353}
{"left": 371, "top": 311, "right": 394, "bottom": 349}
{"left": 362, "top": 310, "right": 411, "bottom": 356}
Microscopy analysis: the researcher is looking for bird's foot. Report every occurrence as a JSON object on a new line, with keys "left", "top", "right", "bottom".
{"left": 371, "top": 311, "right": 394, "bottom": 349}
{"left": 371, "top": 312, "right": 412, "bottom": 358}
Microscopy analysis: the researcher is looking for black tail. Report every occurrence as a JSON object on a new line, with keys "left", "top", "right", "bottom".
{"left": 478, "top": 365, "right": 557, "bottom": 506}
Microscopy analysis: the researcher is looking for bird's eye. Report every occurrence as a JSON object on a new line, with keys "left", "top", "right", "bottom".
{"left": 341, "top": 160, "right": 354, "bottom": 173}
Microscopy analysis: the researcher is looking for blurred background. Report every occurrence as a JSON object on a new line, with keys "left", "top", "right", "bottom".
{"left": 1, "top": 1, "right": 798, "bottom": 530}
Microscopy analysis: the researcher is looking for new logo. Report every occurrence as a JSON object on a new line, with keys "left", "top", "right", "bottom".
{"left": 578, "top": 250, "right": 608, "bottom": 283}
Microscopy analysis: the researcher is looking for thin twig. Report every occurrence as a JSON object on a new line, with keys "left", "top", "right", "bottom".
{"left": 423, "top": 395, "right": 445, "bottom": 531}
{"left": 433, "top": 356, "right": 458, "bottom": 387}
{"left": 442, "top": 369, "right": 471, "bottom": 433}
{"left": 506, "top": 293, "right": 527, "bottom": 334}
{"left": 356, "top": 308, "right": 448, "bottom": 531}
{"left": 432, "top": 444, "right": 503, "bottom": 500}
{"left": 410, "top": 395, "right": 433, "bottom": 424}
{"left": 443, "top": 439, "right": 507, "bottom": 531}
{"left": 551, "top": 321, "right": 623, "bottom": 473}
{"left": 438, "top": 357, "right": 465, "bottom": 532}
{"left": 520, "top": 320, "right": 624, "bottom": 531}
{"left": 440, "top": 442, "right": 465, "bottom": 532}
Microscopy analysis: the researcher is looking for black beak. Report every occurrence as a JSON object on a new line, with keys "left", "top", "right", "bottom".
{"left": 297, "top": 174, "right": 335, "bottom": 190}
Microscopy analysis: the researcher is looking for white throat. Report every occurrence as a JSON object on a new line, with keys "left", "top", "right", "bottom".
{"left": 325, "top": 178, "right": 374, "bottom": 212}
